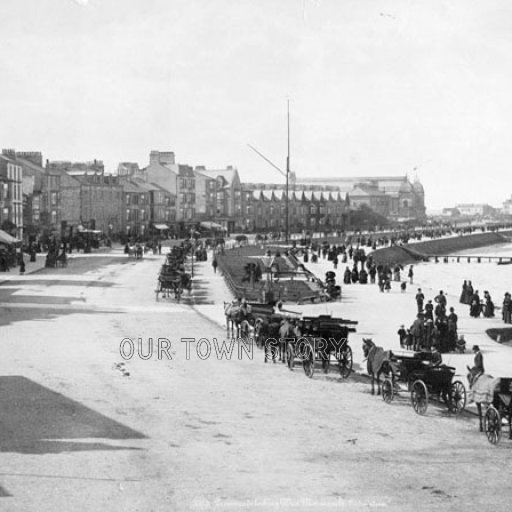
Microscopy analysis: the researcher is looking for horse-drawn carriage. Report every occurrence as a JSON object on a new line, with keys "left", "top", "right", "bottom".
{"left": 468, "top": 372, "right": 512, "bottom": 445}
{"left": 287, "top": 315, "right": 357, "bottom": 379}
{"left": 156, "top": 245, "right": 192, "bottom": 302}
{"left": 483, "top": 378, "right": 512, "bottom": 444}
{"left": 381, "top": 351, "right": 466, "bottom": 415}
{"left": 156, "top": 265, "right": 192, "bottom": 302}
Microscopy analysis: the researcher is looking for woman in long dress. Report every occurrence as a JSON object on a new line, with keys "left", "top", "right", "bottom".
{"left": 470, "top": 290, "right": 481, "bottom": 318}
{"left": 465, "top": 281, "right": 474, "bottom": 305}
{"left": 459, "top": 280, "right": 467, "bottom": 304}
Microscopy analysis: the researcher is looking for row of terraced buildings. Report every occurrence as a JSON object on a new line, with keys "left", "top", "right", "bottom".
{"left": 0, "top": 148, "right": 426, "bottom": 242}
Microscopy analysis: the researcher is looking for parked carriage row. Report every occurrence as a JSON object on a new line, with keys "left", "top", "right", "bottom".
{"left": 224, "top": 301, "right": 512, "bottom": 445}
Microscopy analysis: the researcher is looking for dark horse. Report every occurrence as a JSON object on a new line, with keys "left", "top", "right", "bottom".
{"left": 362, "top": 338, "right": 394, "bottom": 395}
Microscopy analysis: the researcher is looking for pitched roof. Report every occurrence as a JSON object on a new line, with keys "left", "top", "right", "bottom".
{"left": 196, "top": 168, "right": 239, "bottom": 186}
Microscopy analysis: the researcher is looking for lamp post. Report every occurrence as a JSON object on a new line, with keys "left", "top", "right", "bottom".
{"left": 190, "top": 227, "right": 195, "bottom": 277}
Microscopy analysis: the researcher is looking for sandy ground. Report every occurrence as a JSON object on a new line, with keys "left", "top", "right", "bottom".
{"left": 1, "top": 246, "right": 512, "bottom": 511}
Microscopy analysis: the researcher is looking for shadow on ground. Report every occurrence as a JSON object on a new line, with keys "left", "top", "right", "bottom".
{"left": 0, "top": 376, "right": 147, "bottom": 455}
{"left": 0, "top": 485, "right": 11, "bottom": 497}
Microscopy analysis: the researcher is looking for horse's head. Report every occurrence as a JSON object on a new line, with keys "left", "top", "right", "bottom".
{"left": 362, "top": 338, "right": 374, "bottom": 358}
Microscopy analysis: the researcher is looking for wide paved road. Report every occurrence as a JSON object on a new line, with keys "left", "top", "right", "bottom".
{"left": 0, "top": 250, "right": 511, "bottom": 511}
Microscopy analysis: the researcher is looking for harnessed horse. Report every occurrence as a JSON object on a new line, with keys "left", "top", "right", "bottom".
{"left": 467, "top": 368, "right": 500, "bottom": 433}
{"left": 362, "top": 338, "right": 394, "bottom": 395}
{"left": 224, "top": 301, "right": 253, "bottom": 338}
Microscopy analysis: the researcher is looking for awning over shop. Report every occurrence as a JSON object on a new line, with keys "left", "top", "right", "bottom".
{"left": 0, "top": 229, "right": 20, "bottom": 244}
{"left": 154, "top": 224, "right": 169, "bottom": 230}
{"left": 200, "top": 221, "right": 226, "bottom": 231}
{"left": 77, "top": 225, "right": 102, "bottom": 234}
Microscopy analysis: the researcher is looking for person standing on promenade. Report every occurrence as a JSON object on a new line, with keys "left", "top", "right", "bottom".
{"left": 447, "top": 307, "right": 458, "bottom": 351}
{"left": 465, "top": 281, "right": 474, "bottom": 305}
{"left": 425, "top": 300, "right": 434, "bottom": 321}
{"left": 415, "top": 288, "right": 425, "bottom": 313}
{"left": 503, "top": 292, "right": 512, "bottom": 324}
{"left": 470, "top": 290, "right": 481, "bottom": 318}
{"left": 369, "top": 264, "right": 377, "bottom": 284}
{"left": 411, "top": 313, "right": 425, "bottom": 352}
{"left": 435, "top": 290, "right": 447, "bottom": 309}
{"left": 459, "top": 280, "right": 468, "bottom": 304}
{"left": 408, "top": 265, "right": 414, "bottom": 284}
{"left": 397, "top": 325, "right": 407, "bottom": 348}
{"left": 483, "top": 291, "right": 495, "bottom": 317}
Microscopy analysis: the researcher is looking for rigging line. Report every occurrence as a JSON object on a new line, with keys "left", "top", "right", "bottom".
{"left": 246, "top": 144, "right": 286, "bottom": 178}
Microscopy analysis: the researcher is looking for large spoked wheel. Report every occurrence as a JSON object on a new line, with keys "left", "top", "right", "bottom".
{"left": 382, "top": 377, "right": 394, "bottom": 403}
{"left": 411, "top": 380, "right": 429, "bottom": 415}
{"left": 303, "top": 345, "right": 315, "bottom": 378}
{"left": 485, "top": 406, "right": 502, "bottom": 444}
{"left": 337, "top": 346, "right": 353, "bottom": 379}
{"left": 287, "top": 346, "right": 295, "bottom": 370}
{"left": 449, "top": 380, "right": 467, "bottom": 415}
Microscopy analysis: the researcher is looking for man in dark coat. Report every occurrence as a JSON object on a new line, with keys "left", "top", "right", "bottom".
{"left": 425, "top": 300, "right": 434, "bottom": 321}
{"left": 435, "top": 290, "right": 447, "bottom": 308}
{"left": 415, "top": 288, "right": 425, "bottom": 313}
{"left": 447, "top": 307, "right": 458, "bottom": 351}
{"left": 471, "top": 345, "right": 484, "bottom": 377}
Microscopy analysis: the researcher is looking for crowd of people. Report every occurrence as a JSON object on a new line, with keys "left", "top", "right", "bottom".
{"left": 459, "top": 280, "right": 512, "bottom": 324}
{"left": 398, "top": 289, "right": 462, "bottom": 354}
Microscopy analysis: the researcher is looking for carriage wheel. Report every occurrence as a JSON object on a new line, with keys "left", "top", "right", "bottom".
{"left": 485, "top": 406, "right": 502, "bottom": 444}
{"left": 287, "top": 346, "right": 295, "bottom": 370}
{"left": 337, "top": 346, "right": 353, "bottom": 379}
{"left": 302, "top": 346, "right": 315, "bottom": 378}
{"left": 411, "top": 380, "right": 428, "bottom": 415}
{"left": 449, "top": 381, "right": 467, "bottom": 415}
{"left": 382, "top": 377, "right": 394, "bottom": 403}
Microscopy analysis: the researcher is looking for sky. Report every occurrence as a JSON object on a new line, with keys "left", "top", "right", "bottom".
{"left": 1, "top": 0, "right": 512, "bottom": 210}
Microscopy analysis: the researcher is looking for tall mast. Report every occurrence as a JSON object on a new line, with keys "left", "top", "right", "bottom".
{"left": 286, "top": 100, "right": 290, "bottom": 244}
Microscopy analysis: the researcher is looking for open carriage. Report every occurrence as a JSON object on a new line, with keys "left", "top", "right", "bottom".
{"left": 381, "top": 351, "right": 467, "bottom": 415}
{"left": 484, "top": 378, "right": 512, "bottom": 445}
{"left": 287, "top": 315, "right": 357, "bottom": 379}
{"left": 156, "top": 265, "right": 192, "bottom": 302}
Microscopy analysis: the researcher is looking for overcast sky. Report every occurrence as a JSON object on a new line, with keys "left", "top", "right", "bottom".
{"left": 1, "top": 0, "right": 511, "bottom": 209}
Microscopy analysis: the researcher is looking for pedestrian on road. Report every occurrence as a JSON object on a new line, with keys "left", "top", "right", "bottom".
{"left": 212, "top": 258, "right": 218, "bottom": 274}
{"left": 408, "top": 265, "right": 414, "bottom": 284}
{"left": 19, "top": 253, "right": 25, "bottom": 275}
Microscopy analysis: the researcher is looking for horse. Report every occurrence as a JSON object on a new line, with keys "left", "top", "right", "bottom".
{"left": 254, "top": 317, "right": 268, "bottom": 349}
{"left": 467, "top": 368, "right": 501, "bottom": 433}
{"left": 278, "top": 318, "right": 295, "bottom": 364}
{"left": 223, "top": 301, "right": 252, "bottom": 338}
{"left": 362, "top": 338, "right": 394, "bottom": 395}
